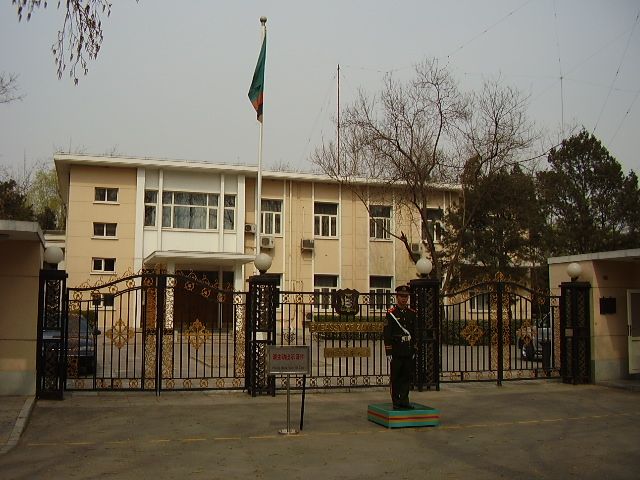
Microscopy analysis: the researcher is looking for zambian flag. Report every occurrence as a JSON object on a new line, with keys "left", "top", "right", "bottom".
{"left": 248, "top": 35, "right": 266, "bottom": 123}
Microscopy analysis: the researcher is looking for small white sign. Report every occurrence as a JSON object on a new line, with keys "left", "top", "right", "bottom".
{"left": 266, "top": 345, "right": 311, "bottom": 375}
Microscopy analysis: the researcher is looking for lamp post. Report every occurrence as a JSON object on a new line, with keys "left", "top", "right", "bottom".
{"left": 246, "top": 251, "right": 277, "bottom": 396}
{"left": 43, "top": 246, "right": 64, "bottom": 270}
{"left": 415, "top": 257, "right": 433, "bottom": 278}
{"left": 560, "top": 260, "right": 591, "bottom": 384}
{"left": 566, "top": 262, "right": 582, "bottom": 282}
{"left": 409, "top": 256, "right": 439, "bottom": 391}
{"left": 254, "top": 252, "right": 273, "bottom": 275}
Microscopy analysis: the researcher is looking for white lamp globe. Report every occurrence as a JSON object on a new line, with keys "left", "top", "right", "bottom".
{"left": 566, "top": 262, "right": 582, "bottom": 281}
{"left": 254, "top": 252, "right": 272, "bottom": 274}
{"left": 44, "top": 246, "right": 64, "bottom": 265}
{"left": 416, "top": 257, "right": 433, "bottom": 277}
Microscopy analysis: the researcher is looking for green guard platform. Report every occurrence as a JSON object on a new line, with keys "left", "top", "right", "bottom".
{"left": 367, "top": 403, "right": 440, "bottom": 428}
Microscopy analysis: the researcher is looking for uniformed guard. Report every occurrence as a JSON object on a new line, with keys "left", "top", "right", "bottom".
{"left": 384, "top": 284, "right": 416, "bottom": 410}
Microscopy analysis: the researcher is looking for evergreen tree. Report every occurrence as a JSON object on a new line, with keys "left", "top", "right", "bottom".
{"left": 443, "top": 165, "right": 544, "bottom": 285}
{"left": 0, "top": 179, "right": 35, "bottom": 221}
{"left": 537, "top": 129, "right": 639, "bottom": 255}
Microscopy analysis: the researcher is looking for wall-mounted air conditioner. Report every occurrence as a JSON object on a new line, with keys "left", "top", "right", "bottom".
{"left": 301, "top": 239, "right": 315, "bottom": 251}
{"left": 410, "top": 243, "right": 421, "bottom": 255}
{"left": 244, "top": 223, "right": 257, "bottom": 234}
{"left": 260, "top": 236, "right": 275, "bottom": 249}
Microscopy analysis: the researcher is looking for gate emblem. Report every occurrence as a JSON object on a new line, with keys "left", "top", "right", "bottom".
{"left": 461, "top": 321, "right": 484, "bottom": 347}
{"left": 332, "top": 289, "right": 360, "bottom": 316}
{"left": 106, "top": 318, "right": 136, "bottom": 349}
{"left": 185, "top": 319, "right": 213, "bottom": 350}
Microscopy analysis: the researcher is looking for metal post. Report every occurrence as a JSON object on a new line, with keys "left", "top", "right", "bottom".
{"left": 496, "top": 281, "right": 504, "bottom": 387}
{"left": 409, "top": 277, "right": 440, "bottom": 391}
{"left": 560, "top": 281, "right": 591, "bottom": 384}
{"left": 246, "top": 273, "right": 279, "bottom": 396}
{"left": 36, "top": 268, "right": 68, "bottom": 400}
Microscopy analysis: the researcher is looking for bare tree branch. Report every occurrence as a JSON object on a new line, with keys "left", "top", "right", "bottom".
{"left": 14, "top": 0, "right": 117, "bottom": 84}
{"left": 0, "top": 73, "right": 23, "bottom": 104}
{"left": 311, "top": 59, "right": 538, "bottom": 292}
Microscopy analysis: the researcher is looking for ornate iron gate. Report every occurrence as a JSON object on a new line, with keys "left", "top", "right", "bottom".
{"left": 63, "top": 271, "right": 247, "bottom": 393}
{"left": 440, "top": 275, "right": 561, "bottom": 384}
{"left": 37, "top": 269, "right": 570, "bottom": 396}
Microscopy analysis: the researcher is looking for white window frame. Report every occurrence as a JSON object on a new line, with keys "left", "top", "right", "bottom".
{"left": 161, "top": 191, "right": 219, "bottom": 230}
{"left": 369, "top": 276, "right": 393, "bottom": 310}
{"left": 314, "top": 202, "right": 338, "bottom": 238}
{"left": 93, "top": 222, "right": 117, "bottom": 238}
{"left": 144, "top": 190, "right": 158, "bottom": 227}
{"left": 92, "top": 257, "right": 116, "bottom": 273}
{"left": 369, "top": 205, "right": 392, "bottom": 240}
{"left": 423, "top": 208, "right": 444, "bottom": 243}
{"left": 94, "top": 187, "right": 118, "bottom": 203}
{"left": 470, "top": 291, "right": 490, "bottom": 312}
{"left": 314, "top": 274, "right": 338, "bottom": 310}
{"left": 261, "top": 199, "right": 282, "bottom": 235}
{"left": 223, "top": 195, "right": 236, "bottom": 231}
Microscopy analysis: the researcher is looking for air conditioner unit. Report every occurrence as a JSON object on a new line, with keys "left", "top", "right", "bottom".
{"left": 410, "top": 243, "right": 421, "bottom": 255}
{"left": 260, "top": 236, "right": 275, "bottom": 249}
{"left": 301, "top": 239, "right": 315, "bottom": 251}
{"left": 244, "top": 223, "right": 257, "bottom": 234}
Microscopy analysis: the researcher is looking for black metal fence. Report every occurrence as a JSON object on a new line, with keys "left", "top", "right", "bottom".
{"left": 37, "top": 269, "right": 577, "bottom": 397}
{"left": 440, "top": 278, "right": 561, "bottom": 384}
{"left": 63, "top": 272, "right": 247, "bottom": 393}
{"left": 274, "top": 290, "right": 391, "bottom": 389}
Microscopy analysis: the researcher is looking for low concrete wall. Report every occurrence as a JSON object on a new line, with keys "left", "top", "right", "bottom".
{"left": 0, "top": 239, "right": 42, "bottom": 395}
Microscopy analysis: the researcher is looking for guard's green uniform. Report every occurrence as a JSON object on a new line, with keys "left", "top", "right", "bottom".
{"left": 384, "top": 303, "right": 416, "bottom": 409}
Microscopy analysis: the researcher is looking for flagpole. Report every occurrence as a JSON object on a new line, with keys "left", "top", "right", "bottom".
{"left": 256, "top": 16, "right": 267, "bottom": 258}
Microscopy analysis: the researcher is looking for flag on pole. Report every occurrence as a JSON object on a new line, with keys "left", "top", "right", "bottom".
{"left": 248, "top": 35, "right": 266, "bottom": 123}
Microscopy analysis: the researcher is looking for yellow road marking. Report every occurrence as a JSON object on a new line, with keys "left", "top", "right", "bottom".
{"left": 23, "top": 411, "right": 638, "bottom": 448}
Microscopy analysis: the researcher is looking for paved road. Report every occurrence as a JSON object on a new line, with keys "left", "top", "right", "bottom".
{"left": 1, "top": 381, "right": 638, "bottom": 479}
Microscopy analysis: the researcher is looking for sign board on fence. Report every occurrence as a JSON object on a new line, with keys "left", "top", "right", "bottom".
{"left": 266, "top": 345, "right": 311, "bottom": 375}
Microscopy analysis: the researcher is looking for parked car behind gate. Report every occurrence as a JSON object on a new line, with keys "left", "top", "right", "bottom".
{"left": 517, "top": 314, "right": 551, "bottom": 361}
{"left": 43, "top": 313, "right": 100, "bottom": 375}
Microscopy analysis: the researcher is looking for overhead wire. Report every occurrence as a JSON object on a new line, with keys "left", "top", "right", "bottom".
{"left": 610, "top": 88, "right": 640, "bottom": 145}
{"left": 444, "top": 0, "right": 534, "bottom": 65}
{"left": 593, "top": 8, "right": 640, "bottom": 133}
{"left": 553, "top": 0, "right": 564, "bottom": 130}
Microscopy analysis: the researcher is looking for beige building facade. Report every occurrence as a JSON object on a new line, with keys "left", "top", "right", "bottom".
{"left": 55, "top": 153, "right": 458, "bottom": 296}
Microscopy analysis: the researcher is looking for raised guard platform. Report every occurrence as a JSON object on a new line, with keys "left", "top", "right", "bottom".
{"left": 367, "top": 403, "right": 440, "bottom": 428}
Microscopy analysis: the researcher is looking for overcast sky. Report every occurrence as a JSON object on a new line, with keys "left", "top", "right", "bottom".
{"left": 1, "top": 1, "right": 638, "bottom": 178}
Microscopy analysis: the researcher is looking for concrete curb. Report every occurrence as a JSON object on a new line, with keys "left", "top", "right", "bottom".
{"left": 0, "top": 396, "right": 35, "bottom": 455}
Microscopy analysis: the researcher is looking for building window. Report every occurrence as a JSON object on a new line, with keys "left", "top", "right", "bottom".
{"left": 100, "top": 294, "right": 115, "bottom": 309}
{"left": 95, "top": 187, "right": 118, "bottom": 203}
{"left": 314, "top": 274, "right": 338, "bottom": 309}
{"left": 92, "top": 258, "right": 116, "bottom": 273}
{"left": 144, "top": 190, "right": 157, "bottom": 227}
{"left": 223, "top": 195, "right": 236, "bottom": 230}
{"left": 369, "top": 205, "right": 391, "bottom": 240}
{"left": 370, "top": 276, "right": 392, "bottom": 310}
{"left": 161, "top": 191, "right": 219, "bottom": 230}
{"left": 314, "top": 202, "right": 338, "bottom": 237}
{"left": 422, "top": 208, "right": 444, "bottom": 243}
{"left": 93, "top": 222, "right": 117, "bottom": 238}
{"left": 470, "top": 292, "right": 490, "bottom": 311}
{"left": 261, "top": 199, "right": 282, "bottom": 235}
